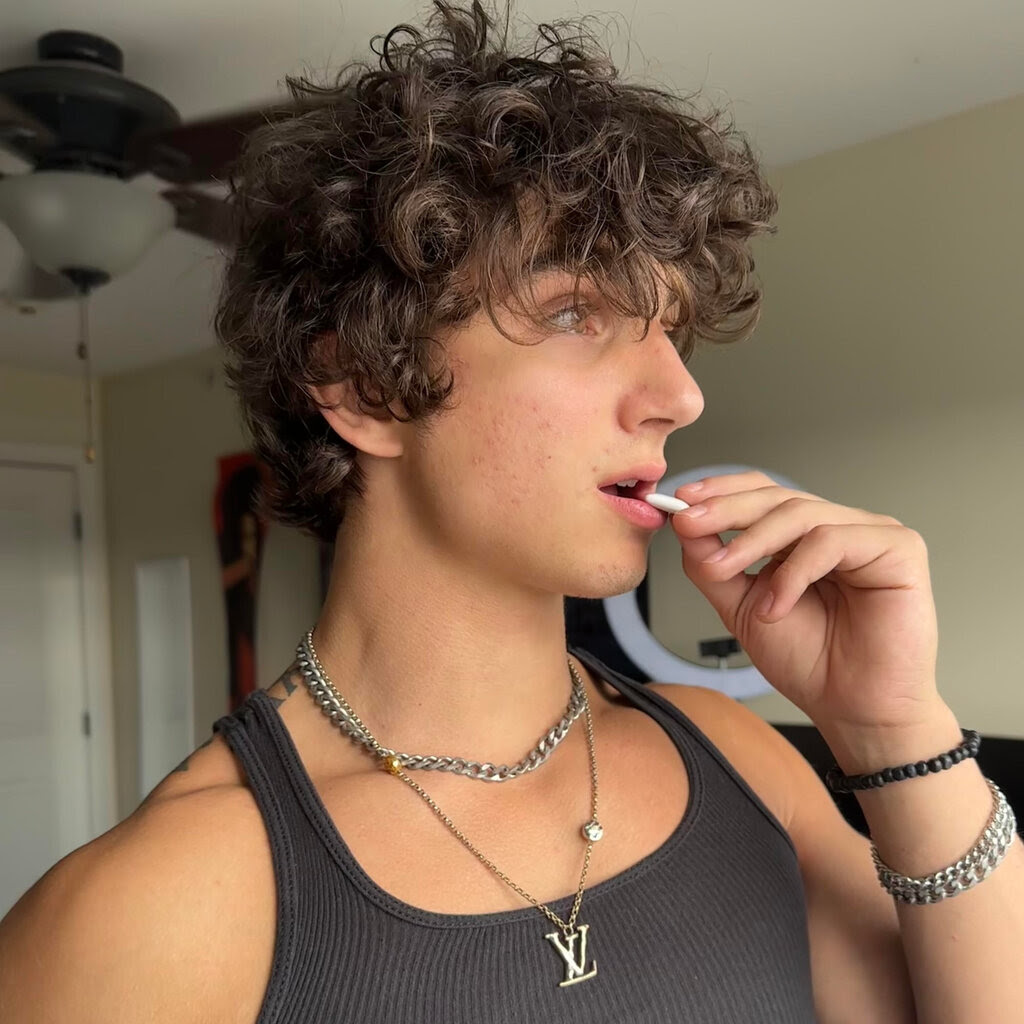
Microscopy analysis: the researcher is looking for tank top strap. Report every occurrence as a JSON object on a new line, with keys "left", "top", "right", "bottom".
{"left": 212, "top": 692, "right": 302, "bottom": 1022}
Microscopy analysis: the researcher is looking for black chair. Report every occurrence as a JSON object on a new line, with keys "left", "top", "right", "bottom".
{"left": 769, "top": 724, "right": 1024, "bottom": 839}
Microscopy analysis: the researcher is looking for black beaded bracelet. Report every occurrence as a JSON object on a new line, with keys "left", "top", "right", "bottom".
{"left": 824, "top": 728, "right": 981, "bottom": 794}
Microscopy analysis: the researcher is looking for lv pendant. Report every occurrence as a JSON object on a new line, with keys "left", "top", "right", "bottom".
{"left": 545, "top": 923, "right": 598, "bottom": 987}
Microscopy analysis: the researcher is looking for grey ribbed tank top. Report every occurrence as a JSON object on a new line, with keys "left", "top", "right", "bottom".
{"left": 212, "top": 646, "right": 817, "bottom": 1023}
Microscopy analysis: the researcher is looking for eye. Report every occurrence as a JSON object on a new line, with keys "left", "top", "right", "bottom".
{"left": 542, "top": 297, "right": 679, "bottom": 339}
{"left": 546, "top": 302, "right": 598, "bottom": 334}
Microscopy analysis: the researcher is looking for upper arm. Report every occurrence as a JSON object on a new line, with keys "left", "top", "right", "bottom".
{"left": 0, "top": 832, "right": 175, "bottom": 1023}
{"left": 0, "top": 788, "right": 263, "bottom": 1024}
{"left": 651, "top": 683, "right": 917, "bottom": 1024}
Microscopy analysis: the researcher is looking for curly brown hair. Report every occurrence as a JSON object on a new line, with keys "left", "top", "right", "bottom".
{"left": 213, "top": 0, "right": 778, "bottom": 543}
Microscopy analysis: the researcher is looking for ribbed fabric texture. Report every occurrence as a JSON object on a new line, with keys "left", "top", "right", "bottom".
{"left": 212, "top": 646, "right": 817, "bottom": 1024}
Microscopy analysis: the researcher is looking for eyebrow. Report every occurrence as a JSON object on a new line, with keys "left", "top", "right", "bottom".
{"left": 522, "top": 258, "right": 575, "bottom": 281}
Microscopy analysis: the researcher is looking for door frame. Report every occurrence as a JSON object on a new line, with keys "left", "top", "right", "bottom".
{"left": 0, "top": 440, "right": 116, "bottom": 839}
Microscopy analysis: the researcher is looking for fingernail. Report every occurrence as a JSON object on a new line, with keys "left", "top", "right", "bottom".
{"left": 701, "top": 547, "right": 729, "bottom": 563}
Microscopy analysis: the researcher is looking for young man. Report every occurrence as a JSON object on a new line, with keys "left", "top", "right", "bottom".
{"left": 3, "top": 2, "right": 1019, "bottom": 1021}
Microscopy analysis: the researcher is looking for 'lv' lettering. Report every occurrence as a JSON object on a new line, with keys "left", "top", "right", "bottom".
{"left": 545, "top": 924, "right": 598, "bottom": 987}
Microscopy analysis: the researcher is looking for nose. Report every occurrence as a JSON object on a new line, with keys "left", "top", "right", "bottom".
{"left": 622, "top": 324, "right": 705, "bottom": 433}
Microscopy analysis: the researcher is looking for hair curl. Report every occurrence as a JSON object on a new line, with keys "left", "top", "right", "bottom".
{"left": 213, "top": 0, "right": 779, "bottom": 543}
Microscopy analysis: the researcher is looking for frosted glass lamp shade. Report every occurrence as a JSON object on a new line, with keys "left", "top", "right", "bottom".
{"left": 0, "top": 170, "right": 176, "bottom": 279}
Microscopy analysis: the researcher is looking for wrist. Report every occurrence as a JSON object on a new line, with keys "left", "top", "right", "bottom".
{"left": 818, "top": 701, "right": 964, "bottom": 778}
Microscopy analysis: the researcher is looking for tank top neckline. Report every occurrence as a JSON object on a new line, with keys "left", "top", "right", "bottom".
{"left": 243, "top": 645, "right": 704, "bottom": 929}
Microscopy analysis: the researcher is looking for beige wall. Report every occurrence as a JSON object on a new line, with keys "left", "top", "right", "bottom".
{"left": 0, "top": 363, "right": 91, "bottom": 447}
{"left": 101, "top": 346, "right": 321, "bottom": 820}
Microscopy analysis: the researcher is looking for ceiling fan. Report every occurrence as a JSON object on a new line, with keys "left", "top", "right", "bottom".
{"left": 0, "top": 29, "right": 328, "bottom": 303}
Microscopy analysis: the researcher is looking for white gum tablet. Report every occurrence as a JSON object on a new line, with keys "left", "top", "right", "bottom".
{"left": 643, "top": 492, "right": 691, "bottom": 514}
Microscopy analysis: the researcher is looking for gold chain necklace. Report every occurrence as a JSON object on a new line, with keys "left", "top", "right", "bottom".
{"left": 300, "top": 630, "right": 603, "bottom": 988}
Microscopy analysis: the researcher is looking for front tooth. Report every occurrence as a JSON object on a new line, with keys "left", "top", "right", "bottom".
{"left": 616, "top": 478, "right": 639, "bottom": 487}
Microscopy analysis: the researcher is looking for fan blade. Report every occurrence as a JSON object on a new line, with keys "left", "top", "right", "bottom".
{"left": 160, "top": 187, "right": 239, "bottom": 247}
{"left": 4, "top": 257, "right": 78, "bottom": 303}
{"left": 128, "top": 96, "right": 331, "bottom": 185}
{"left": 0, "top": 94, "right": 57, "bottom": 150}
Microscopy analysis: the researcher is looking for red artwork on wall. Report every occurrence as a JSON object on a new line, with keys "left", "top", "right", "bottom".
{"left": 214, "top": 452, "right": 272, "bottom": 712}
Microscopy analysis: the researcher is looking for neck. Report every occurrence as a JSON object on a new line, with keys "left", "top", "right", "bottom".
{"left": 308, "top": 503, "right": 587, "bottom": 767}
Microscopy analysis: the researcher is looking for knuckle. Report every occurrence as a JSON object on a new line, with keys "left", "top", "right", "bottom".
{"left": 864, "top": 510, "right": 901, "bottom": 526}
{"left": 907, "top": 528, "right": 928, "bottom": 551}
{"left": 807, "top": 522, "right": 837, "bottom": 540}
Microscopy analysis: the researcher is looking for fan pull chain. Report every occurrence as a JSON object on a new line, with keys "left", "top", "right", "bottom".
{"left": 75, "top": 291, "right": 96, "bottom": 464}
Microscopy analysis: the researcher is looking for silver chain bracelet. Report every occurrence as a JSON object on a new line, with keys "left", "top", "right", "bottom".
{"left": 871, "top": 778, "right": 1017, "bottom": 904}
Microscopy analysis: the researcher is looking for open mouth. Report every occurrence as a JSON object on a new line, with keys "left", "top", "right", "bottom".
{"left": 597, "top": 480, "right": 657, "bottom": 501}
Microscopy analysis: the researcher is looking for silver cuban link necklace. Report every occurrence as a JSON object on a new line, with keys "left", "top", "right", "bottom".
{"left": 296, "top": 630, "right": 587, "bottom": 782}
{"left": 296, "top": 628, "right": 604, "bottom": 988}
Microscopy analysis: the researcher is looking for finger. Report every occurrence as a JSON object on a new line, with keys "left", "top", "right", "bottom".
{"left": 675, "top": 470, "right": 776, "bottom": 496}
{"left": 752, "top": 523, "right": 925, "bottom": 620}
{"left": 678, "top": 534, "right": 758, "bottom": 625}
{"left": 673, "top": 493, "right": 889, "bottom": 566}
{"left": 674, "top": 498, "right": 891, "bottom": 625}
{"left": 676, "top": 476, "right": 825, "bottom": 507}
{"left": 670, "top": 487, "right": 796, "bottom": 567}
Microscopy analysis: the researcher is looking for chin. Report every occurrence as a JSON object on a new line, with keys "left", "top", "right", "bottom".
{"left": 564, "top": 560, "right": 649, "bottom": 601}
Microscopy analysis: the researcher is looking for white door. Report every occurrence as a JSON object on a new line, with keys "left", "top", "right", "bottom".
{"left": 0, "top": 462, "right": 93, "bottom": 919}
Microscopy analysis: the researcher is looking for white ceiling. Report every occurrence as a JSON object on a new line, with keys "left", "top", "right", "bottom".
{"left": 2, "top": 0, "right": 1023, "bottom": 377}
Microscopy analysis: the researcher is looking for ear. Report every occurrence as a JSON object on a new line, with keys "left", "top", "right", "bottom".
{"left": 307, "top": 378, "right": 406, "bottom": 459}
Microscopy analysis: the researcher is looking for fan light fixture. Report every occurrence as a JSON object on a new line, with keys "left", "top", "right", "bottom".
{"left": 0, "top": 25, "right": 283, "bottom": 464}
{"left": 0, "top": 169, "right": 175, "bottom": 282}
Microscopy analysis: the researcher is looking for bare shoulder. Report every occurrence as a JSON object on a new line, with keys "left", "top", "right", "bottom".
{"left": 0, "top": 768, "right": 274, "bottom": 1024}
{"left": 141, "top": 728, "right": 247, "bottom": 804}
{"left": 646, "top": 682, "right": 796, "bottom": 833}
{"left": 141, "top": 663, "right": 305, "bottom": 805}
